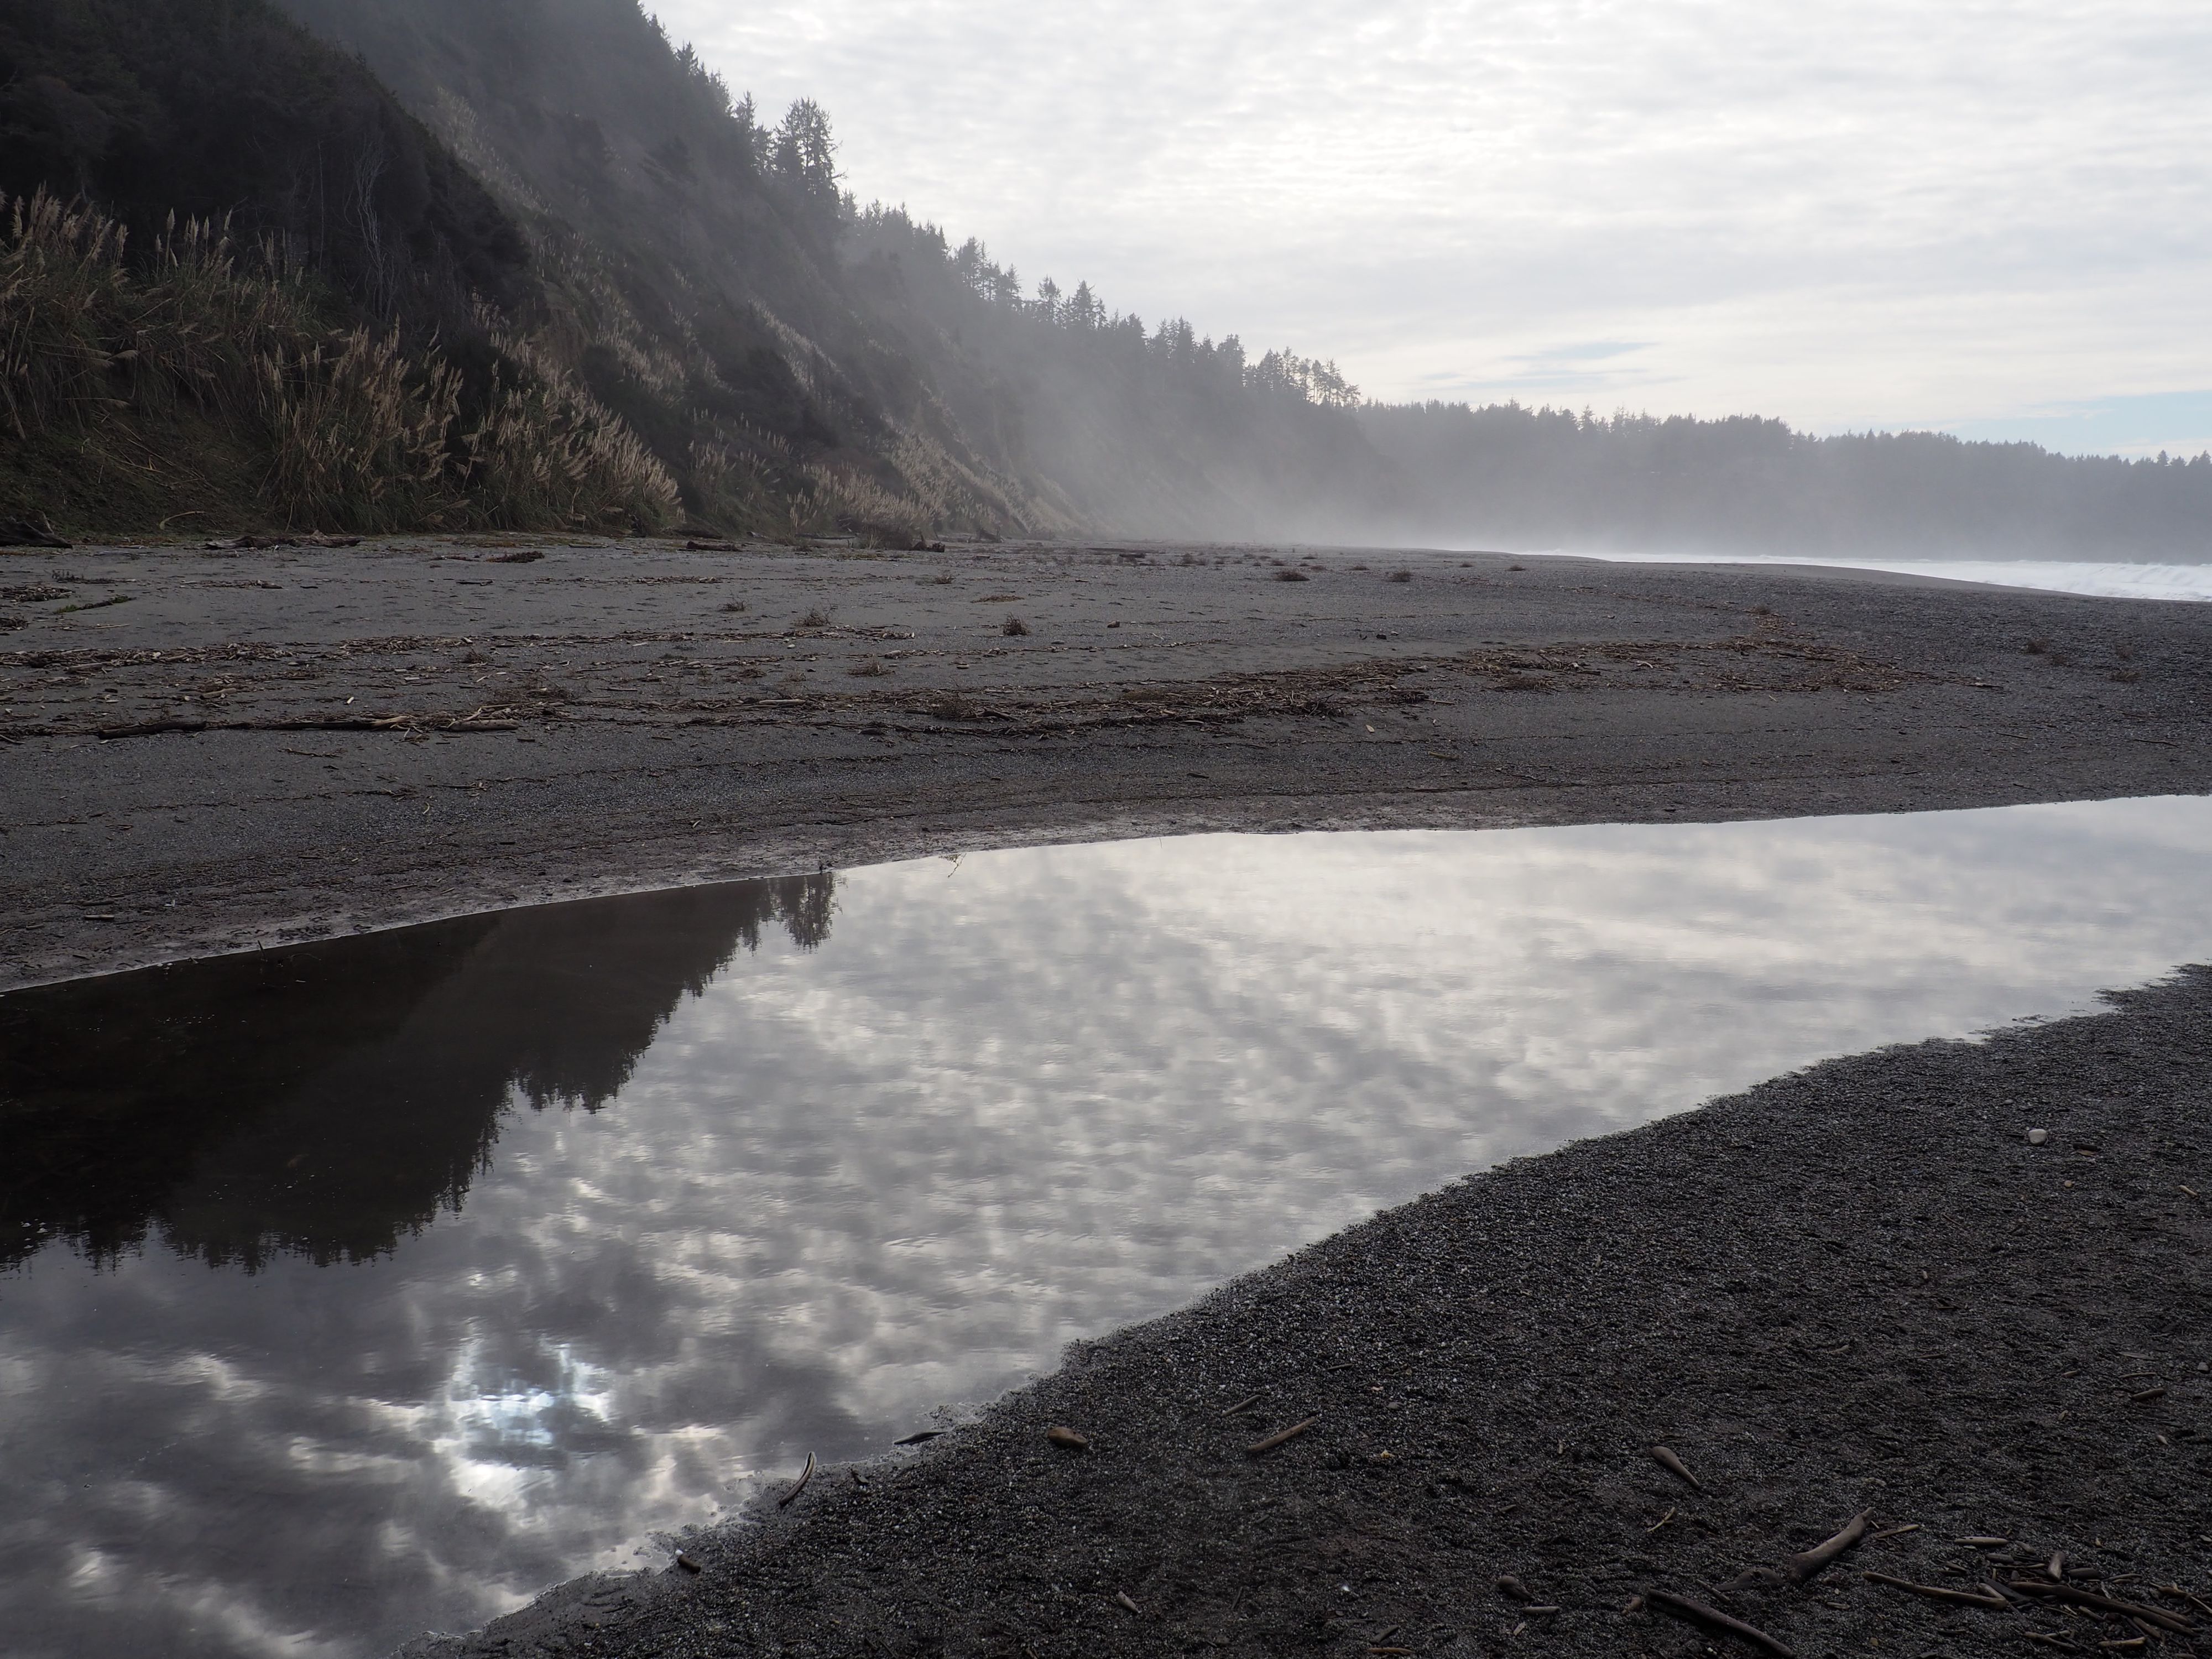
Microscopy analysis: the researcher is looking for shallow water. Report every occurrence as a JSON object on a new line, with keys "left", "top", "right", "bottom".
{"left": 4, "top": 797, "right": 2212, "bottom": 1659}
{"left": 1521, "top": 549, "right": 2212, "bottom": 603}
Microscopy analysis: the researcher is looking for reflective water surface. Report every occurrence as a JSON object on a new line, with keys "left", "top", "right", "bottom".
{"left": 4, "top": 798, "right": 2212, "bottom": 1658}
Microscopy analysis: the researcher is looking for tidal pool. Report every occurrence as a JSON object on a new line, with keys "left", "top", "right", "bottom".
{"left": 4, "top": 796, "right": 2211, "bottom": 1658}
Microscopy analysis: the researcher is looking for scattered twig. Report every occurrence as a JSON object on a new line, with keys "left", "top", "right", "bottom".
{"left": 1648, "top": 1509, "right": 1677, "bottom": 1533}
{"left": 1245, "top": 1416, "right": 1319, "bottom": 1457}
{"left": 777, "top": 1452, "right": 815, "bottom": 1508}
{"left": 1642, "top": 1588, "right": 1794, "bottom": 1657}
{"left": 2130, "top": 1387, "right": 2167, "bottom": 1403}
{"left": 1216, "top": 1394, "right": 1265, "bottom": 1420}
{"left": 1863, "top": 1571, "right": 2009, "bottom": 1609}
{"left": 1869, "top": 1524, "right": 1922, "bottom": 1542}
{"left": 1114, "top": 1592, "right": 1142, "bottom": 1617}
{"left": 1649, "top": 1445, "right": 1703, "bottom": 1491}
{"left": 2007, "top": 1582, "right": 2195, "bottom": 1634}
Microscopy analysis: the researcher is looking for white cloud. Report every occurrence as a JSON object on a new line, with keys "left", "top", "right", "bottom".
{"left": 653, "top": 0, "right": 2212, "bottom": 444}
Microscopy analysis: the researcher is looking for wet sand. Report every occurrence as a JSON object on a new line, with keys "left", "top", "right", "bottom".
{"left": 404, "top": 967, "right": 2212, "bottom": 1659}
{"left": 4, "top": 536, "right": 2209, "bottom": 992}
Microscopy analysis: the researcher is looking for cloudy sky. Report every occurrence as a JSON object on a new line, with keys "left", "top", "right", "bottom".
{"left": 651, "top": 0, "right": 2212, "bottom": 455}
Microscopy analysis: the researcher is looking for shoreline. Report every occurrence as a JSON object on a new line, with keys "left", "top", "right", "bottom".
{"left": 6, "top": 537, "right": 2210, "bottom": 992}
{"left": 404, "top": 966, "right": 2212, "bottom": 1659}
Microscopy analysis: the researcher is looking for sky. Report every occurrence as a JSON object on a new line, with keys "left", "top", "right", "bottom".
{"left": 651, "top": 0, "right": 2212, "bottom": 455}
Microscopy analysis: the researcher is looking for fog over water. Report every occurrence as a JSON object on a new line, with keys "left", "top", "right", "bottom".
{"left": 4, "top": 800, "right": 2212, "bottom": 1658}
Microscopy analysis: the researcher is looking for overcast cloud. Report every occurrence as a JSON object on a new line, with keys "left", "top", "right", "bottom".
{"left": 653, "top": 0, "right": 2212, "bottom": 453}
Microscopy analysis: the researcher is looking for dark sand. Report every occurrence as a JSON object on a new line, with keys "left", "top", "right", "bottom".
{"left": 4, "top": 536, "right": 2209, "bottom": 992}
{"left": 5, "top": 536, "right": 2211, "bottom": 1658}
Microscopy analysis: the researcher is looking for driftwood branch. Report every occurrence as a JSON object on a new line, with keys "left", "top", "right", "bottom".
{"left": 1721, "top": 1510, "right": 1871, "bottom": 1592}
{"left": 1861, "top": 1571, "right": 2008, "bottom": 1609}
{"left": 1648, "top": 1445, "right": 1703, "bottom": 1491}
{"left": 1785, "top": 1511, "right": 1872, "bottom": 1584}
{"left": 1643, "top": 1589, "right": 1794, "bottom": 1657}
{"left": 1245, "top": 1416, "right": 1318, "bottom": 1457}
{"left": 776, "top": 1451, "right": 815, "bottom": 1508}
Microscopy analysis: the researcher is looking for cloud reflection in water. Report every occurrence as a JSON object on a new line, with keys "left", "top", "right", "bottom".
{"left": 3, "top": 799, "right": 2210, "bottom": 1658}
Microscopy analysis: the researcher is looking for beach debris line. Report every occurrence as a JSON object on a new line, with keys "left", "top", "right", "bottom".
{"left": 1642, "top": 1588, "right": 1795, "bottom": 1657}
{"left": 776, "top": 1452, "right": 815, "bottom": 1509}
{"left": 1647, "top": 1443, "right": 1703, "bottom": 1491}
{"left": 1245, "top": 1416, "right": 1319, "bottom": 1457}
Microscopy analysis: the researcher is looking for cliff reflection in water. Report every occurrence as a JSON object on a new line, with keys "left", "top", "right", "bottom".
{"left": 4, "top": 800, "right": 2212, "bottom": 1659}
{"left": 0, "top": 871, "right": 836, "bottom": 1272}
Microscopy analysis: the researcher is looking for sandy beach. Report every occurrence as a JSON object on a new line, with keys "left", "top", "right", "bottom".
{"left": 4, "top": 536, "right": 2208, "bottom": 992}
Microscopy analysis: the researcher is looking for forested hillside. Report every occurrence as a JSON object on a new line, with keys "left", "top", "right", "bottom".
{"left": 1360, "top": 403, "right": 2212, "bottom": 558}
{"left": 274, "top": 0, "right": 1399, "bottom": 542}
{"left": 2, "top": 0, "right": 2206, "bottom": 551}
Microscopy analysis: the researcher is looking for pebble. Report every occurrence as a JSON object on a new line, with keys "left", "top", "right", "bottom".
{"left": 2028, "top": 1128, "right": 2049, "bottom": 1145}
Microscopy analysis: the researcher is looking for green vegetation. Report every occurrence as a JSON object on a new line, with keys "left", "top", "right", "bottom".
{"left": 1, "top": 191, "right": 675, "bottom": 532}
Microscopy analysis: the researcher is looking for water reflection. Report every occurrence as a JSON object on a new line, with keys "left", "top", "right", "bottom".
{"left": 0, "top": 874, "right": 834, "bottom": 1270}
{"left": 3, "top": 800, "right": 2210, "bottom": 1659}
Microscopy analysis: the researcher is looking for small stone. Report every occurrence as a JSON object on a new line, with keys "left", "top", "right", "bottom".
{"left": 1046, "top": 1426, "right": 1091, "bottom": 1452}
{"left": 2027, "top": 1128, "right": 2048, "bottom": 1145}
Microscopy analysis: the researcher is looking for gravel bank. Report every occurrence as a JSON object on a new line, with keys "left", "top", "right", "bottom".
{"left": 404, "top": 967, "right": 2212, "bottom": 1659}
{"left": 6, "top": 538, "right": 2210, "bottom": 990}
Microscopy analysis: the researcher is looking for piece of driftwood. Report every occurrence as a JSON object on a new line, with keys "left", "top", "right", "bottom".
{"left": 1642, "top": 1589, "right": 1794, "bottom": 1657}
{"left": 894, "top": 1430, "right": 945, "bottom": 1446}
{"left": 1862, "top": 1571, "right": 2008, "bottom": 1609}
{"left": 1217, "top": 1394, "right": 1265, "bottom": 1420}
{"left": 1046, "top": 1426, "right": 1091, "bottom": 1452}
{"left": 1114, "top": 1592, "right": 1142, "bottom": 1616}
{"left": 1722, "top": 1510, "right": 1872, "bottom": 1590}
{"left": 1649, "top": 1445, "right": 1703, "bottom": 1491}
{"left": 2007, "top": 1582, "right": 2196, "bottom": 1634}
{"left": 777, "top": 1452, "right": 815, "bottom": 1508}
{"left": 1245, "top": 1416, "right": 1319, "bottom": 1457}
{"left": 1790, "top": 1511, "right": 1872, "bottom": 1583}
